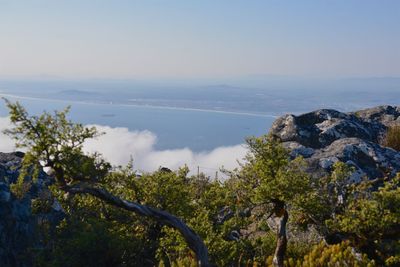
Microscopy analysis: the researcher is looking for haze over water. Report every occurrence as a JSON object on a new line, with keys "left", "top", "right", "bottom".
{"left": 1, "top": 78, "right": 399, "bottom": 152}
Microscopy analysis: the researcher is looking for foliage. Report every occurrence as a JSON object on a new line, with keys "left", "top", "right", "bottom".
{"left": 3, "top": 100, "right": 400, "bottom": 266}
{"left": 228, "top": 134, "right": 316, "bottom": 265}
{"left": 170, "top": 242, "right": 375, "bottom": 267}
{"left": 291, "top": 241, "right": 375, "bottom": 267}
{"left": 327, "top": 175, "right": 400, "bottom": 265}
{"left": 290, "top": 162, "right": 355, "bottom": 233}
{"left": 243, "top": 135, "right": 311, "bottom": 206}
{"left": 4, "top": 99, "right": 110, "bottom": 197}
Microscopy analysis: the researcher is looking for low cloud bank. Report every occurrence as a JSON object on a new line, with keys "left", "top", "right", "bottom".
{"left": 0, "top": 117, "right": 15, "bottom": 152}
{"left": 84, "top": 125, "right": 247, "bottom": 177}
{"left": 0, "top": 117, "right": 247, "bottom": 178}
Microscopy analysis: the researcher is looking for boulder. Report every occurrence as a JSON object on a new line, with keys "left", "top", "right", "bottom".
{"left": 352, "top": 105, "right": 400, "bottom": 126}
{"left": 270, "top": 106, "right": 400, "bottom": 180}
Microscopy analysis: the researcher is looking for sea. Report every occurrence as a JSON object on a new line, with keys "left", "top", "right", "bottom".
{"left": 0, "top": 94, "right": 274, "bottom": 151}
{"left": 0, "top": 78, "right": 399, "bottom": 152}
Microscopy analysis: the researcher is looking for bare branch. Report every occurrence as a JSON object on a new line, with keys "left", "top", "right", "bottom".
{"left": 64, "top": 183, "right": 212, "bottom": 267}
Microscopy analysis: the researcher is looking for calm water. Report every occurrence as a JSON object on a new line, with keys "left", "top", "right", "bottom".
{"left": 1, "top": 78, "right": 399, "bottom": 151}
{"left": 0, "top": 96, "right": 275, "bottom": 151}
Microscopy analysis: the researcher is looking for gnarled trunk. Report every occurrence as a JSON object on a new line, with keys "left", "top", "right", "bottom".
{"left": 65, "top": 184, "right": 211, "bottom": 267}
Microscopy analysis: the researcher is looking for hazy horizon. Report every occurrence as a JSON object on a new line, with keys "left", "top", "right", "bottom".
{"left": 1, "top": 0, "right": 399, "bottom": 79}
{"left": 1, "top": 0, "right": 399, "bottom": 175}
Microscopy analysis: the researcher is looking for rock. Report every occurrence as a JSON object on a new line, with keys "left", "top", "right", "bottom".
{"left": 271, "top": 109, "right": 383, "bottom": 149}
{"left": 271, "top": 106, "right": 400, "bottom": 180}
{"left": 284, "top": 142, "right": 315, "bottom": 158}
{"left": 352, "top": 105, "right": 400, "bottom": 126}
{"left": 0, "top": 152, "right": 64, "bottom": 267}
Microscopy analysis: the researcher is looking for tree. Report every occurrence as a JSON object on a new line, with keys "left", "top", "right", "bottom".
{"left": 3, "top": 99, "right": 211, "bottom": 267}
{"left": 235, "top": 134, "right": 312, "bottom": 267}
{"left": 327, "top": 175, "right": 400, "bottom": 265}
{"left": 292, "top": 161, "right": 357, "bottom": 244}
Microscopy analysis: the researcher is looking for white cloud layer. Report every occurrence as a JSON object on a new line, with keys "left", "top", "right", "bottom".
{"left": 0, "top": 117, "right": 16, "bottom": 152}
{"left": 0, "top": 117, "right": 247, "bottom": 178}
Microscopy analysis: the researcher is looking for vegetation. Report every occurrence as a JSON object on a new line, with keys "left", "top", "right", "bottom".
{"left": 3, "top": 100, "right": 400, "bottom": 266}
{"left": 231, "top": 135, "right": 312, "bottom": 266}
{"left": 327, "top": 175, "right": 400, "bottom": 266}
{"left": 382, "top": 124, "right": 400, "bottom": 151}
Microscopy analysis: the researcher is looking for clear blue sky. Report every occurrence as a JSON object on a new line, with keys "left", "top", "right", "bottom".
{"left": 0, "top": 0, "right": 399, "bottom": 79}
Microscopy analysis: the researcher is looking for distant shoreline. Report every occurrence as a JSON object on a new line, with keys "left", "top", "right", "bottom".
{"left": 0, "top": 92, "right": 277, "bottom": 118}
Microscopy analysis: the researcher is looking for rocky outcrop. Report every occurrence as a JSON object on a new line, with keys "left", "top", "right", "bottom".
{"left": 352, "top": 105, "right": 400, "bottom": 126}
{"left": 270, "top": 106, "right": 400, "bottom": 181}
{"left": 0, "top": 152, "right": 63, "bottom": 267}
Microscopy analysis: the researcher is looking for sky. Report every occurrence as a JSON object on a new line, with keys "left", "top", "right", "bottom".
{"left": 0, "top": 0, "right": 399, "bottom": 79}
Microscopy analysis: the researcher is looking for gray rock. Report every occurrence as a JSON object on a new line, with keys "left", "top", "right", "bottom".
{"left": 271, "top": 109, "right": 383, "bottom": 149}
{"left": 0, "top": 152, "right": 64, "bottom": 267}
{"left": 352, "top": 105, "right": 400, "bottom": 126}
{"left": 283, "top": 142, "right": 315, "bottom": 158}
{"left": 270, "top": 106, "right": 400, "bottom": 180}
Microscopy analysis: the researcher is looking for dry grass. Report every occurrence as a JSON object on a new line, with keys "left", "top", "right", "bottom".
{"left": 382, "top": 125, "right": 400, "bottom": 151}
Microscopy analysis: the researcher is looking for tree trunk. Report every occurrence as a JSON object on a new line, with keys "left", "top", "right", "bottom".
{"left": 272, "top": 207, "right": 288, "bottom": 267}
{"left": 65, "top": 184, "right": 212, "bottom": 267}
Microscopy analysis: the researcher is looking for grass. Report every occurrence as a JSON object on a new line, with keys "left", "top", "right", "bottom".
{"left": 382, "top": 125, "right": 400, "bottom": 151}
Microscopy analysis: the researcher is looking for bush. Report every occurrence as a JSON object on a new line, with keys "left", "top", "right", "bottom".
{"left": 245, "top": 242, "right": 375, "bottom": 267}
{"left": 382, "top": 125, "right": 400, "bottom": 151}
{"left": 297, "top": 241, "right": 375, "bottom": 267}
